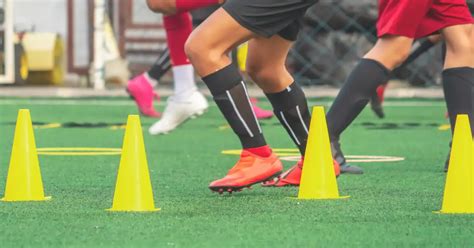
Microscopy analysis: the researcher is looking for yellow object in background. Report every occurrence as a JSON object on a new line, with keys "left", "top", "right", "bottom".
{"left": 438, "top": 115, "right": 473, "bottom": 214}
{"left": 297, "top": 106, "right": 349, "bottom": 200}
{"left": 237, "top": 42, "right": 249, "bottom": 72}
{"left": 2, "top": 109, "right": 50, "bottom": 202}
{"left": 22, "top": 33, "right": 64, "bottom": 85}
{"left": 108, "top": 115, "right": 160, "bottom": 212}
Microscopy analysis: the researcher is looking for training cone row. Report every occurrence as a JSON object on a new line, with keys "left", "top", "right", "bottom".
{"left": 1, "top": 109, "right": 50, "bottom": 202}
{"left": 1, "top": 110, "right": 159, "bottom": 212}
{"left": 438, "top": 115, "right": 473, "bottom": 214}
{"left": 108, "top": 115, "right": 160, "bottom": 212}
{"left": 297, "top": 106, "right": 348, "bottom": 200}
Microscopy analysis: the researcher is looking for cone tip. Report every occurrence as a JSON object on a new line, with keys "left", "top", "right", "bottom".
{"left": 312, "top": 106, "right": 326, "bottom": 115}
{"left": 313, "top": 106, "right": 325, "bottom": 111}
{"left": 455, "top": 114, "right": 469, "bottom": 122}
{"left": 127, "top": 115, "right": 141, "bottom": 124}
{"left": 18, "top": 109, "right": 30, "bottom": 114}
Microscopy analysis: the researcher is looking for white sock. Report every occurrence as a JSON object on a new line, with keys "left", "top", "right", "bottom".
{"left": 172, "top": 64, "right": 197, "bottom": 101}
{"left": 144, "top": 72, "right": 159, "bottom": 87}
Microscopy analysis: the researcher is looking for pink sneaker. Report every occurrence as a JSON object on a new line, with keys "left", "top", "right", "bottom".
{"left": 127, "top": 73, "right": 161, "bottom": 118}
{"left": 250, "top": 98, "right": 273, "bottom": 120}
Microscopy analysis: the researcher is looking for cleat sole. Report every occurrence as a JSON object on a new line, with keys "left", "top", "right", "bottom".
{"left": 209, "top": 171, "right": 282, "bottom": 194}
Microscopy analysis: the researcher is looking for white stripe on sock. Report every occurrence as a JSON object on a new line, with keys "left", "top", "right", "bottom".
{"left": 280, "top": 111, "right": 300, "bottom": 145}
{"left": 296, "top": 105, "right": 309, "bottom": 134}
{"left": 157, "top": 50, "right": 169, "bottom": 65}
{"left": 227, "top": 90, "right": 254, "bottom": 137}
{"left": 241, "top": 81, "right": 262, "bottom": 134}
{"left": 163, "top": 60, "right": 171, "bottom": 69}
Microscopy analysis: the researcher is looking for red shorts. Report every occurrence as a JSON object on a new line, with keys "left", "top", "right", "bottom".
{"left": 377, "top": 0, "right": 474, "bottom": 39}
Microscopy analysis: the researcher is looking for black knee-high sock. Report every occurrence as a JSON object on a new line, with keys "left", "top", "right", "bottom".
{"left": 266, "top": 82, "right": 310, "bottom": 155}
{"left": 327, "top": 59, "right": 391, "bottom": 140}
{"left": 147, "top": 48, "right": 172, "bottom": 81}
{"left": 202, "top": 64, "right": 266, "bottom": 149}
{"left": 442, "top": 67, "right": 474, "bottom": 136}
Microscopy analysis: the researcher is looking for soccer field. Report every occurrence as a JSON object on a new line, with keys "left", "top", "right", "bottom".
{"left": 0, "top": 97, "right": 472, "bottom": 247}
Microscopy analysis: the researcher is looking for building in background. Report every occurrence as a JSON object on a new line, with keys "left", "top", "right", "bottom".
{"left": 12, "top": 0, "right": 167, "bottom": 84}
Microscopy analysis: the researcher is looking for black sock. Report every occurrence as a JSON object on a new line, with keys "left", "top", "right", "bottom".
{"left": 442, "top": 67, "right": 474, "bottom": 136}
{"left": 202, "top": 64, "right": 266, "bottom": 148}
{"left": 266, "top": 82, "right": 310, "bottom": 156}
{"left": 327, "top": 59, "right": 391, "bottom": 140}
{"left": 147, "top": 48, "right": 172, "bottom": 81}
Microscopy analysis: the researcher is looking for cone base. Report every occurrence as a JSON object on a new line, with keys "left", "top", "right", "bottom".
{"left": 290, "top": 195, "right": 350, "bottom": 200}
{"left": 106, "top": 208, "right": 161, "bottom": 212}
{"left": 1, "top": 196, "right": 51, "bottom": 202}
{"left": 433, "top": 210, "right": 474, "bottom": 215}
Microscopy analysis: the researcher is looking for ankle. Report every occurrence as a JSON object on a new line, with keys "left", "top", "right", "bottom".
{"left": 244, "top": 145, "right": 272, "bottom": 158}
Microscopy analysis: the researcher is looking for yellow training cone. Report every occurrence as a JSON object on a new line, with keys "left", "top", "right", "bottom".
{"left": 2, "top": 109, "right": 50, "bottom": 201}
{"left": 437, "top": 115, "right": 473, "bottom": 214}
{"left": 108, "top": 115, "right": 159, "bottom": 212}
{"left": 297, "top": 106, "right": 349, "bottom": 200}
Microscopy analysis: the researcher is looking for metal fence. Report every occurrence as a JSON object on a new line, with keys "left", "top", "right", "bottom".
{"left": 289, "top": 0, "right": 449, "bottom": 86}
{"left": 130, "top": 0, "right": 474, "bottom": 87}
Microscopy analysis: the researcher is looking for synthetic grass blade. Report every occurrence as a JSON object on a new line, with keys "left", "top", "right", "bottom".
{"left": 108, "top": 115, "right": 159, "bottom": 212}
{"left": 438, "top": 115, "right": 473, "bottom": 214}
{"left": 297, "top": 106, "right": 348, "bottom": 200}
{"left": 2, "top": 109, "right": 50, "bottom": 202}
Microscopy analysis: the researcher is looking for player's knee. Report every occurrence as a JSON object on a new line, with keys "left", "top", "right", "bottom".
{"left": 185, "top": 37, "right": 217, "bottom": 65}
{"left": 393, "top": 48, "right": 410, "bottom": 66}
{"left": 447, "top": 25, "right": 474, "bottom": 54}
{"left": 246, "top": 63, "right": 275, "bottom": 83}
{"left": 381, "top": 45, "right": 410, "bottom": 68}
{"left": 470, "top": 27, "right": 474, "bottom": 53}
{"left": 184, "top": 38, "right": 200, "bottom": 64}
{"left": 367, "top": 37, "right": 412, "bottom": 69}
{"left": 146, "top": 0, "right": 175, "bottom": 15}
{"left": 448, "top": 36, "right": 472, "bottom": 56}
{"left": 471, "top": 34, "right": 474, "bottom": 55}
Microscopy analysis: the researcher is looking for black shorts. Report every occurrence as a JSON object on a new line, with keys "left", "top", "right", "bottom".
{"left": 222, "top": 0, "right": 318, "bottom": 41}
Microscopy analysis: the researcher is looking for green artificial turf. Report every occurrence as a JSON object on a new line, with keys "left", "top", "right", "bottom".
{"left": 0, "top": 97, "right": 472, "bottom": 247}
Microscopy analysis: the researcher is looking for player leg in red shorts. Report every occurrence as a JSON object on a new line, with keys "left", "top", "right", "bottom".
{"left": 327, "top": 0, "right": 474, "bottom": 172}
{"left": 370, "top": 35, "right": 442, "bottom": 119}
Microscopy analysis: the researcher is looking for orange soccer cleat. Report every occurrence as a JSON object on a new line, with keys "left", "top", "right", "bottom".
{"left": 262, "top": 158, "right": 341, "bottom": 187}
{"left": 209, "top": 150, "right": 283, "bottom": 194}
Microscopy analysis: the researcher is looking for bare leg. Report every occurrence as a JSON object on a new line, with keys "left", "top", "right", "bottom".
{"left": 186, "top": 8, "right": 290, "bottom": 192}
{"left": 442, "top": 24, "right": 474, "bottom": 68}
{"left": 246, "top": 36, "right": 294, "bottom": 93}
{"left": 364, "top": 35, "right": 413, "bottom": 70}
{"left": 441, "top": 24, "right": 474, "bottom": 134}
{"left": 186, "top": 8, "right": 254, "bottom": 76}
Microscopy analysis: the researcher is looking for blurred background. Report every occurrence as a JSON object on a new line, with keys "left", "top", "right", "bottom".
{"left": 0, "top": 0, "right": 472, "bottom": 92}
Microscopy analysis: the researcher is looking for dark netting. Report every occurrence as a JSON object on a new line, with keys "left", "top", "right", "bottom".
{"left": 288, "top": 0, "right": 474, "bottom": 86}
